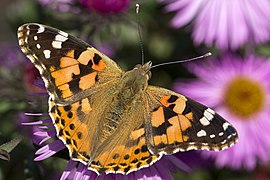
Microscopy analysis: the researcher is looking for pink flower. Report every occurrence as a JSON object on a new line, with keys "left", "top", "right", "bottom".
{"left": 81, "top": 0, "right": 131, "bottom": 14}
{"left": 160, "top": 0, "right": 270, "bottom": 50}
{"left": 173, "top": 54, "right": 270, "bottom": 170}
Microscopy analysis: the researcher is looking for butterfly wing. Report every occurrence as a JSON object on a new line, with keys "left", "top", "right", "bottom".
{"left": 145, "top": 86, "right": 238, "bottom": 155}
{"left": 18, "top": 23, "right": 123, "bottom": 104}
{"left": 89, "top": 124, "right": 160, "bottom": 175}
{"left": 18, "top": 23, "right": 129, "bottom": 174}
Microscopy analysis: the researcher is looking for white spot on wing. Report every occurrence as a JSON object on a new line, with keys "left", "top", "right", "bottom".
{"left": 26, "top": 54, "right": 35, "bottom": 62}
{"left": 200, "top": 117, "right": 210, "bottom": 126}
{"left": 52, "top": 41, "right": 62, "bottom": 49}
{"left": 59, "top": 30, "right": 68, "bottom": 37}
{"left": 36, "top": 44, "right": 41, "bottom": 49}
{"left": 223, "top": 122, "right": 230, "bottom": 131}
{"left": 210, "top": 134, "right": 215, "bottom": 138}
{"left": 55, "top": 34, "right": 68, "bottom": 42}
{"left": 197, "top": 129, "right": 207, "bottom": 137}
{"left": 219, "top": 132, "right": 224, "bottom": 136}
{"left": 187, "top": 146, "right": 198, "bottom": 151}
{"left": 43, "top": 50, "right": 51, "bottom": 59}
{"left": 37, "top": 25, "right": 45, "bottom": 33}
{"left": 204, "top": 110, "right": 214, "bottom": 120}
{"left": 19, "top": 39, "right": 23, "bottom": 45}
{"left": 221, "top": 140, "right": 227, "bottom": 144}
{"left": 21, "top": 47, "right": 27, "bottom": 54}
{"left": 206, "top": 108, "right": 215, "bottom": 114}
{"left": 34, "top": 36, "right": 38, "bottom": 41}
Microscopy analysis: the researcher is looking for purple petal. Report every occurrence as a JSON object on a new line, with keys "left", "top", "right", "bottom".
{"left": 61, "top": 160, "right": 77, "bottom": 180}
{"left": 34, "top": 140, "right": 65, "bottom": 161}
{"left": 21, "top": 119, "right": 52, "bottom": 126}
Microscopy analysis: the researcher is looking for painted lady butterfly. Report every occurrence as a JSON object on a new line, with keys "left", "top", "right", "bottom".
{"left": 18, "top": 23, "right": 238, "bottom": 175}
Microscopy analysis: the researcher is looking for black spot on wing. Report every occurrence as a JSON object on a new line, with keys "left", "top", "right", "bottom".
{"left": 68, "top": 63, "right": 95, "bottom": 93}
{"left": 152, "top": 119, "right": 172, "bottom": 136}
{"left": 163, "top": 107, "right": 177, "bottom": 119}
{"left": 74, "top": 48, "right": 87, "bottom": 59}
{"left": 167, "top": 95, "right": 178, "bottom": 103}
{"left": 93, "top": 53, "right": 102, "bottom": 65}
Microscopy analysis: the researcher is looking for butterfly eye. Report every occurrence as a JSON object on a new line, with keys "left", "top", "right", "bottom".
{"left": 134, "top": 64, "right": 142, "bottom": 69}
{"left": 146, "top": 71, "right": 151, "bottom": 80}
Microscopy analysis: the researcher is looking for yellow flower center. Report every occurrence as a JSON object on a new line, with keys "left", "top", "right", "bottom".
{"left": 224, "top": 77, "right": 265, "bottom": 118}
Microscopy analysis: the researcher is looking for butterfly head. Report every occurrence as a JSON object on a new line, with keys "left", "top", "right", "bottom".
{"left": 133, "top": 61, "right": 152, "bottom": 81}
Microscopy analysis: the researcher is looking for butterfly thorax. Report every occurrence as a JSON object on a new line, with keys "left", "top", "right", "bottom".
{"left": 120, "top": 61, "right": 152, "bottom": 98}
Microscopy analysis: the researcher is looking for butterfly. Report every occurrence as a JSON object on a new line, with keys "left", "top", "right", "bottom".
{"left": 18, "top": 23, "right": 238, "bottom": 175}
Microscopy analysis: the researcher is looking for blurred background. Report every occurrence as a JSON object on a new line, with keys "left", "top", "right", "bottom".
{"left": 1, "top": 0, "right": 270, "bottom": 179}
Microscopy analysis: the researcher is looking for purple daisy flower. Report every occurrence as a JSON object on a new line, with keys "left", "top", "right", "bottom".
{"left": 22, "top": 115, "right": 190, "bottom": 179}
{"left": 159, "top": 0, "right": 270, "bottom": 50}
{"left": 173, "top": 54, "right": 270, "bottom": 170}
{"left": 80, "top": 0, "right": 131, "bottom": 14}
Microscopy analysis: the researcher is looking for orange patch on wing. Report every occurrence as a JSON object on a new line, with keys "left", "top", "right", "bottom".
{"left": 51, "top": 65, "right": 80, "bottom": 86}
{"left": 118, "top": 148, "right": 132, "bottom": 168}
{"left": 183, "top": 135, "right": 189, "bottom": 141}
{"left": 131, "top": 128, "right": 145, "bottom": 140}
{"left": 59, "top": 57, "right": 78, "bottom": 68}
{"left": 178, "top": 115, "right": 192, "bottom": 131}
{"left": 154, "top": 134, "right": 168, "bottom": 145}
{"left": 167, "top": 116, "right": 183, "bottom": 143}
{"left": 92, "top": 59, "right": 105, "bottom": 71}
{"left": 160, "top": 96, "right": 170, "bottom": 107}
{"left": 103, "top": 145, "right": 125, "bottom": 165}
{"left": 79, "top": 72, "right": 97, "bottom": 90}
{"left": 66, "top": 50, "right": 75, "bottom": 58}
{"left": 58, "top": 84, "right": 73, "bottom": 98}
{"left": 73, "top": 124, "right": 92, "bottom": 159}
{"left": 49, "top": 66, "right": 56, "bottom": 72}
{"left": 77, "top": 50, "right": 93, "bottom": 65}
{"left": 185, "top": 112, "right": 193, "bottom": 120}
{"left": 151, "top": 107, "right": 165, "bottom": 127}
{"left": 81, "top": 98, "right": 92, "bottom": 112}
{"left": 173, "top": 98, "right": 186, "bottom": 114}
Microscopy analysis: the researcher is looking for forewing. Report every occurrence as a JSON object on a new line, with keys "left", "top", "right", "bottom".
{"left": 18, "top": 23, "right": 123, "bottom": 104}
{"left": 145, "top": 86, "right": 238, "bottom": 155}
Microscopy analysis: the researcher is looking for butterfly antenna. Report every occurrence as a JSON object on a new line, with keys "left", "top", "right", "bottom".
{"left": 151, "top": 52, "right": 212, "bottom": 69}
{"left": 136, "top": 4, "right": 145, "bottom": 65}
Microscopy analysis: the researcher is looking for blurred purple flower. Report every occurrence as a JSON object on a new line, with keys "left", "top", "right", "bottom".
{"left": 81, "top": 0, "right": 131, "bottom": 14}
{"left": 94, "top": 43, "right": 115, "bottom": 58}
{"left": 0, "top": 45, "right": 26, "bottom": 69}
{"left": 37, "top": 0, "right": 78, "bottom": 12}
{"left": 159, "top": 0, "right": 270, "bottom": 50}
{"left": 173, "top": 54, "right": 270, "bottom": 170}
{"left": 22, "top": 116, "right": 190, "bottom": 179}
